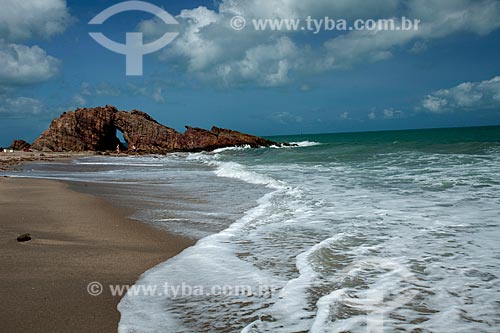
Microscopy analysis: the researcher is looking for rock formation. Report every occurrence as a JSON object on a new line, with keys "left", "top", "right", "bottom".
{"left": 9, "top": 140, "right": 31, "bottom": 151}
{"left": 16, "top": 233, "right": 32, "bottom": 242}
{"left": 31, "top": 106, "right": 286, "bottom": 153}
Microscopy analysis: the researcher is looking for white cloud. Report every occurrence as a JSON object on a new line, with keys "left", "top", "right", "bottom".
{"left": 368, "top": 111, "right": 376, "bottom": 120}
{"left": 218, "top": 0, "right": 399, "bottom": 21}
{"left": 159, "top": 7, "right": 222, "bottom": 72}
{"left": 80, "top": 82, "right": 92, "bottom": 96}
{"left": 94, "top": 82, "right": 121, "bottom": 97}
{"left": 383, "top": 109, "right": 393, "bottom": 118}
{"left": 422, "top": 76, "right": 500, "bottom": 113}
{"left": 340, "top": 112, "right": 349, "bottom": 120}
{"left": 0, "top": 1, "right": 71, "bottom": 87}
{"left": 300, "top": 84, "right": 311, "bottom": 92}
{"left": 139, "top": 1, "right": 402, "bottom": 86}
{"left": 125, "top": 83, "right": 169, "bottom": 102}
{"left": 0, "top": 96, "right": 43, "bottom": 115}
{"left": 79, "top": 82, "right": 121, "bottom": 97}
{"left": 72, "top": 94, "right": 87, "bottom": 107}
{"left": 215, "top": 37, "right": 299, "bottom": 87}
{"left": 410, "top": 41, "right": 427, "bottom": 54}
{"left": 407, "top": 0, "right": 500, "bottom": 37}
{"left": 71, "top": 81, "right": 167, "bottom": 105}
{"left": 127, "top": 83, "right": 148, "bottom": 97}
{"left": 271, "top": 111, "right": 303, "bottom": 124}
{"left": 383, "top": 108, "right": 403, "bottom": 118}
{"left": 321, "top": 0, "right": 500, "bottom": 70}
{"left": 0, "top": 41, "right": 60, "bottom": 85}
{"left": 322, "top": 29, "right": 417, "bottom": 70}
{"left": 68, "top": 83, "right": 119, "bottom": 110}
{"left": 422, "top": 95, "right": 448, "bottom": 113}
{"left": 0, "top": 0, "right": 72, "bottom": 41}
{"left": 152, "top": 87, "right": 165, "bottom": 103}
{"left": 139, "top": 0, "right": 500, "bottom": 87}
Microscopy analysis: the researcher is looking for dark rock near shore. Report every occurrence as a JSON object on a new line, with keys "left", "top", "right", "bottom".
{"left": 9, "top": 140, "right": 31, "bottom": 151}
{"left": 31, "top": 106, "right": 288, "bottom": 153}
{"left": 17, "top": 233, "right": 32, "bottom": 242}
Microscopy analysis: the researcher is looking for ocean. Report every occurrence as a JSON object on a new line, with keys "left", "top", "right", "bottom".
{"left": 7, "top": 125, "right": 500, "bottom": 332}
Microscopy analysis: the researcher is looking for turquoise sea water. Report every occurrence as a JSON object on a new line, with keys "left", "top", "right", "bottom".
{"left": 5, "top": 125, "right": 500, "bottom": 332}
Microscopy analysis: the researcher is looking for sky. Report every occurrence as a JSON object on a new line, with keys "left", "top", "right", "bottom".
{"left": 1, "top": 0, "right": 500, "bottom": 146}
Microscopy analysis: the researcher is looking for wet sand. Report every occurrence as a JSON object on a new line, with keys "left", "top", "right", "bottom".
{"left": 0, "top": 177, "right": 194, "bottom": 332}
{"left": 0, "top": 151, "right": 93, "bottom": 171}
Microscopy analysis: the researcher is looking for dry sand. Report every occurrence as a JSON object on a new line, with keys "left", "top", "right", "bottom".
{"left": 0, "top": 177, "right": 194, "bottom": 332}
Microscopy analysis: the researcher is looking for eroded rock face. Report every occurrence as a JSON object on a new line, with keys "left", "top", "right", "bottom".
{"left": 9, "top": 140, "right": 31, "bottom": 151}
{"left": 31, "top": 106, "right": 119, "bottom": 152}
{"left": 31, "top": 106, "right": 284, "bottom": 153}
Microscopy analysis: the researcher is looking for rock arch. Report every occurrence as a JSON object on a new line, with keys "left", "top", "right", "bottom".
{"left": 31, "top": 105, "right": 287, "bottom": 153}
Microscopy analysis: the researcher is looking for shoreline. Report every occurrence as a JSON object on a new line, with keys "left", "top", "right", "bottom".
{"left": 0, "top": 151, "right": 150, "bottom": 171}
{"left": 0, "top": 177, "right": 194, "bottom": 332}
{"left": 0, "top": 151, "right": 95, "bottom": 171}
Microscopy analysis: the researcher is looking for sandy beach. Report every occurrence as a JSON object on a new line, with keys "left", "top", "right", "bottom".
{"left": 0, "top": 151, "right": 93, "bottom": 171}
{"left": 0, "top": 177, "right": 193, "bottom": 332}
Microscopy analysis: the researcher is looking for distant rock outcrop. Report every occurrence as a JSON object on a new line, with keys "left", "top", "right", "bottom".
{"left": 31, "top": 106, "right": 286, "bottom": 153}
{"left": 9, "top": 140, "right": 31, "bottom": 151}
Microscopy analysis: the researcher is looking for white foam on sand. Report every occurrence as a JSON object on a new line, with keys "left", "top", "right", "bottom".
{"left": 118, "top": 190, "right": 286, "bottom": 332}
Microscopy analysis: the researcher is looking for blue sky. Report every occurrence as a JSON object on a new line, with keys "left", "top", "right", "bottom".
{"left": 1, "top": 0, "right": 500, "bottom": 146}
